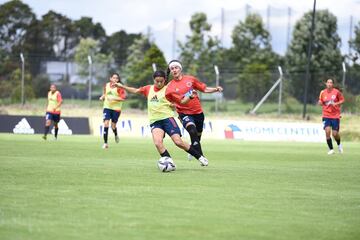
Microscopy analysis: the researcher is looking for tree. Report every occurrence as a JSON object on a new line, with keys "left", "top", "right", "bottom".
{"left": 238, "top": 63, "right": 272, "bottom": 104}
{"left": 122, "top": 35, "right": 151, "bottom": 85}
{"left": 0, "top": 0, "right": 35, "bottom": 53}
{"left": 351, "top": 21, "right": 360, "bottom": 54}
{"left": 0, "top": 68, "right": 34, "bottom": 102}
{"left": 38, "top": 11, "right": 75, "bottom": 59}
{"left": 229, "top": 13, "right": 279, "bottom": 68}
{"left": 122, "top": 36, "right": 166, "bottom": 108}
{"left": 102, "top": 30, "right": 141, "bottom": 67}
{"left": 285, "top": 10, "right": 343, "bottom": 103}
{"left": 73, "top": 17, "right": 106, "bottom": 46}
{"left": 178, "top": 12, "right": 222, "bottom": 84}
{"left": 74, "top": 38, "right": 115, "bottom": 86}
{"left": 228, "top": 13, "right": 279, "bottom": 103}
{"left": 0, "top": 0, "right": 35, "bottom": 83}
{"left": 347, "top": 21, "right": 360, "bottom": 95}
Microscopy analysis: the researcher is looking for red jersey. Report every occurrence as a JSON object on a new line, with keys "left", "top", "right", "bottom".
{"left": 165, "top": 75, "right": 207, "bottom": 114}
{"left": 319, "top": 88, "right": 344, "bottom": 119}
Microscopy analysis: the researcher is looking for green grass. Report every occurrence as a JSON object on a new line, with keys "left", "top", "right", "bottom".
{"left": 0, "top": 134, "right": 359, "bottom": 240}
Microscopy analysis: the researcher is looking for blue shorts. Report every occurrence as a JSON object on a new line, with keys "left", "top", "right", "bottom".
{"left": 45, "top": 112, "right": 60, "bottom": 123}
{"left": 178, "top": 113, "right": 205, "bottom": 133}
{"left": 322, "top": 118, "right": 340, "bottom": 131}
{"left": 103, "top": 108, "right": 121, "bottom": 123}
{"left": 150, "top": 117, "right": 181, "bottom": 137}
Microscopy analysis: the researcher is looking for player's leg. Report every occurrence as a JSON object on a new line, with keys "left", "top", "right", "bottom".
{"left": 111, "top": 111, "right": 120, "bottom": 143}
{"left": 193, "top": 113, "right": 205, "bottom": 155}
{"left": 102, "top": 109, "right": 111, "bottom": 148}
{"left": 53, "top": 114, "right": 60, "bottom": 139}
{"left": 331, "top": 119, "right": 343, "bottom": 153}
{"left": 179, "top": 114, "right": 202, "bottom": 158}
{"left": 43, "top": 112, "right": 52, "bottom": 140}
{"left": 151, "top": 126, "right": 171, "bottom": 158}
{"left": 165, "top": 117, "right": 208, "bottom": 166}
{"left": 323, "top": 118, "right": 334, "bottom": 154}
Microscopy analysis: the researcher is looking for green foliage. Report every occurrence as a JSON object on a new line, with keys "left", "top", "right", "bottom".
{"left": 102, "top": 30, "right": 141, "bottom": 67}
{"left": 32, "top": 74, "right": 50, "bottom": 98}
{"left": 178, "top": 12, "right": 222, "bottom": 84}
{"left": 238, "top": 63, "right": 272, "bottom": 103}
{"left": 74, "top": 38, "right": 115, "bottom": 83}
{"left": 230, "top": 13, "right": 279, "bottom": 68}
{"left": 38, "top": 10, "right": 75, "bottom": 58}
{"left": 0, "top": 68, "right": 34, "bottom": 102}
{"left": 226, "top": 13, "right": 280, "bottom": 102}
{"left": 351, "top": 20, "right": 360, "bottom": 54}
{"left": 342, "top": 91, "right": 360, "bottom": 113}
{"left": 285, "top": 10, "right": 343, "bottom": 103}
{"left": 0, "top": 0, "right": 35, "bottom": 53}
{"left": 122, "top": 37, "right": 166, "bottom": 109}
{"left": 73, "top": 17, "right": 106, "bottom": 45}
{"left": 123, "top": 36, "right": 166, "bottom": 86}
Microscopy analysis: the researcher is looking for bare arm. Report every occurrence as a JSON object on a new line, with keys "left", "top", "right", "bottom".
{"left": 203, "top": 86, "right": 223, "bottom": 93}
{"left": 115, "top": 83, "right": 141, "bottom": 94}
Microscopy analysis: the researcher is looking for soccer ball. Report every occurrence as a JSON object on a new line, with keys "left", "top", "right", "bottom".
{"left": 157, "top": 157, "right": 176, "bottom": 172}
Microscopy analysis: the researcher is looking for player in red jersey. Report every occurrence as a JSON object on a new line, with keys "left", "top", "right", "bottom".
{"left": 166, "top": 60, "right": 223, "bottom": 160}
{"left": 42, "top": 84, "right": 62, "bottom": 140}
{"left": 318, "top": 78, "right": 345, "bottom": 154}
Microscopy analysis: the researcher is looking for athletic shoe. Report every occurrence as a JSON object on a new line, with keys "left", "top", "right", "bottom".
{"left": 338, "top": 144, "right": 344, "bottom": 154}
{"left": 102, "top": 143, "right": 109, "bottom": 149}
{"left": 115, "top": 135, "right": 119, "bottom": 143}
{"left": 42, "top": 135, "right": 47, "bottom": 140}
{"left": 198, "top": 156, "right": 209, "bottom": 166}
{"left": 327, "top": 149, "right": 335, "bottom": 155}
{"left": 187, "top": 153, "right": 194, "bottom": 161}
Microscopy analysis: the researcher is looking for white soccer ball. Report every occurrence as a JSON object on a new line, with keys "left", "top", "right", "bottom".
{"left": 157, "top": 157, "right": 176, "bottom": 172}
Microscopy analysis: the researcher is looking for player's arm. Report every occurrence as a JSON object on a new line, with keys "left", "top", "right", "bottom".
{"left": 192, "top": 76, "right": 223, "bottom": 93}
{"left": 180, "top": 89, "right": 195, "bottom": 104}
{"left": 203, "top": 86, "right": 223, "bottom": 93}
{"left": 318, "top": 91, "right": 324, "bottom": 105}
{"left": 54, "top": 92, "right": 63, "bottom": 111}
{"left": 333, "top": 92, "right": 345, "bottom": 106}
{"left": 99, "top": 85, "right": 106, "bottom": 101}
{"left": 115, "top": 83, "right": 141, "bottom": 94}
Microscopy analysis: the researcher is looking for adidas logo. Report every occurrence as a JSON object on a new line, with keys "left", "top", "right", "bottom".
{"left": 51, "top": 119, "right": 73, "bottom": 135}
{"left": 13, "top": 118, "right": 35, "bottom": 134}
{"left": 150, "top": 95, "right": 159, "bottom": 102}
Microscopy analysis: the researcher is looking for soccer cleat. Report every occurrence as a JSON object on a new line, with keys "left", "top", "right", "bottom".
{"left": 198, "top": 156, "right": 209, "bottom": 166}
{"left": 187, "top": 153, "right": 194, "bottom": 161}
{"left": 115, "top": 135, "right": 119, "bottom": 143}
{"left": 42, "top": 135, "right": 47, "bottom": 140}
{"left": 327, "top": 149, "right": 335, "bottom": 155}
{"left": 338, "top": 144, "right": 343, "bottom": 154}
{"left": 102, "top": 143, "right": 109, "bottom": 149}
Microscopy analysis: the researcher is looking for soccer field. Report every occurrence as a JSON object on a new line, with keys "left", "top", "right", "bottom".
{"left": 0, "top": 134, "right": 359, "bottom": 240}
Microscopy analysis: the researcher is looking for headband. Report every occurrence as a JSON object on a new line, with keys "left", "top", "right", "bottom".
{"left": 169, "top": 61, "right": 182, "bottom": 70}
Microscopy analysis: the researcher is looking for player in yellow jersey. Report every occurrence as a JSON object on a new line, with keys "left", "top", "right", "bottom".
{"left": 116, "top": 70, "right": 208, "bottom": 167}
{"left": 42, "top": 84, "right": 62, "bottom": 140}
{"left": 99, "top": 73, "right": 126, "bottom": 149}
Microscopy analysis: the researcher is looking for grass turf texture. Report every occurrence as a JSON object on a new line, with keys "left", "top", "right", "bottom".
{"left": 0, "top": 134, "right": 359, "bottom": 240}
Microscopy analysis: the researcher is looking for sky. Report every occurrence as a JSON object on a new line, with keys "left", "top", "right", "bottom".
{"left": 2, "top": 0, "right": 360, "bottom": 61}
